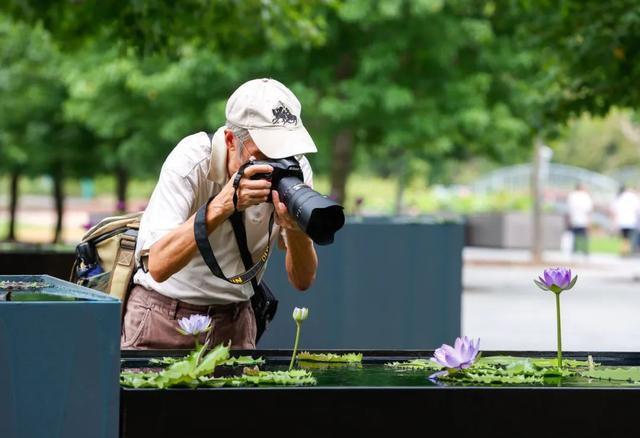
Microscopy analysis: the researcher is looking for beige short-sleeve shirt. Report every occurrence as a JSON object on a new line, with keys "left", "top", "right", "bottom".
{"left": 133, "top": 129, "right": 314, "bottom": 305}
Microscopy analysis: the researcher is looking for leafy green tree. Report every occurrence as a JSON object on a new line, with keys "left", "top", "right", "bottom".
{"left": 269, "top": 0, "right": 540, "bottom": 203}
{"left": 2, "top": 0, "right": 332, "bottom": 54}
{"left": 62, "top": 45, "right": 249, "bottom": 209}
{"left": 502, "top": 0, "right": 640, "bottom": 120}
{"left": 0, "top": 15, "right": 99, "bottom": 242}
{"left": 0, "top": 17, "right": 60, "bottom": 241}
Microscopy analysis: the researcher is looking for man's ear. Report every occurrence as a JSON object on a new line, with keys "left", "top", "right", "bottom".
{"left": 223, "top": 129, "right": 236, "bottom": 153}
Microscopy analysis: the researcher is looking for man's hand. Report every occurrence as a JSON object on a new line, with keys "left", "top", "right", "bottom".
{"left": 208, "top": 159, "right": 273, "bottom": 221}
{"left": 272, "top": 190, "right": 302, "bottom": 232}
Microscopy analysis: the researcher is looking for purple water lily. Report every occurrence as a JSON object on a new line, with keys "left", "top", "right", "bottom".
{"left": 534, "top": 267, "right": 579, "bottom": 369}
{"left": 429, "top": 336, "right": 481, "bottom": 379}
{"left": 176, "top": 314, "right": 212, "bottom": 336}
{"left": 534, "top": 267, "right": 577, "bottom": 294}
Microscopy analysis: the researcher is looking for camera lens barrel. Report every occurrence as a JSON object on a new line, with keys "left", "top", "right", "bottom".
{"left": 277, "top": 177, "right": 345, "bottom": 245}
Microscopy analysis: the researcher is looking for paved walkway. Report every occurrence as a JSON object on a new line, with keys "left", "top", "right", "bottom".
{"left": 463, "top": 247, "right": 640, "bottom": 352}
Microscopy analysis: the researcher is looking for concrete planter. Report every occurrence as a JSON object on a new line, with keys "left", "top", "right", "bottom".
{"left": 465, "top": 212, "right": 564, "bottom": 249}
{"left": 0, "top": 275, "right": 120, "bottom": 438}
{"left": 259, "top": 217, "right": 464, "bottom": 349}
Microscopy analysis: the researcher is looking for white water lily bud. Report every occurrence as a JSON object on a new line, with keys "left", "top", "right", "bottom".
{"left": 292, "top": 307, "right": 309, "bottom": 322}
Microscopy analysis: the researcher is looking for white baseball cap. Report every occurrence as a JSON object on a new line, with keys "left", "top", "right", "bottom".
{"left": 225, "top": 78, "right": 318, "bottom": 159}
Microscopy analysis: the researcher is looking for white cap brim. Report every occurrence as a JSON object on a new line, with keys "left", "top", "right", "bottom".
{"left": 248, "top": 125, "right": 317, "bottom": 159}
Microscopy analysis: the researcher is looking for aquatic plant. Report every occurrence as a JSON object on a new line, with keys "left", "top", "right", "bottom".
{"left": 428, "top": 355, "right": 592, "bottom": 385}
{"left": 149, "top": 355, "right": 265, "bottom": 367}
{"left": 385, "top": 359, "right": 443, "bottom": 370}
{"left": 199, "top": 369, "right": 317, "bottom": 387}
{"left": 0, "top": 281, "right": 50, "bottom": 290}
{"left": 429, "top": 336, "right": 481, "bottom": 380}
{"left": 176, "top": 314, "right": 212, "bottom": 347}
{"left": 296, "top": 352, "right": 363, "bottom": 363}
{"left": 120, "top": 343, "right": 230, "bottom": 389}
{"left": 534, "top": 267, "right": 578, "bottom": 369}
{"left": 289, "top": 307, "right": 309, "bottom": 371}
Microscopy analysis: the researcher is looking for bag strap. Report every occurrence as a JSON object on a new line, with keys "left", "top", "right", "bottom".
{"left": 194, "top": 195, "right": 274, "bottom": 285}
{"left": 195, "top": 131, "right": 273, "bottom": 285}
{"left": 228, "top": 212, "right": 260, "bottom": 291}
{"left": 106, "top": 229, "right": 138, "bottom": 319}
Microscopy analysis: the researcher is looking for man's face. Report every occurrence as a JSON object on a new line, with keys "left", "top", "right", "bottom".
{"left": 225, "top": 129, "right": 269, "bottom": 176}
{"left": 238, "top": 137, "right": 269, "bottom": 163}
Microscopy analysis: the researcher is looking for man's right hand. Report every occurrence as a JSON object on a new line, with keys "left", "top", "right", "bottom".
{"left": 207, "top": 161, "right": 273, "bottom": 221}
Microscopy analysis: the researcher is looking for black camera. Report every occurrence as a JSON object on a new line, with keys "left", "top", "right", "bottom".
{"left": 247, "top": 157, "right": 345, "bottom": 245}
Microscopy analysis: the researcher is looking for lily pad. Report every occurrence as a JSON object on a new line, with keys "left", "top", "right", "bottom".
{"left": 385, "top": 359, "right": 442, "bottom": 370}
{"left": 221, "top": 356, "right": 266, "bottom": 366}
{"left": 199, "top": 369, "right": 317, "bottom": 387}
{"left": 121, "top": 343, "right": 230, "bottom": 389}
{"left": 580, "top": 368, "right": 640, "bottom": 384}
{"left": 296, "top": 352, "right": 363, "bottom": 363}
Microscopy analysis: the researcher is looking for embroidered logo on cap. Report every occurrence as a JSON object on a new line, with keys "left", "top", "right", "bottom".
{"left": 271, "top": 101, "right": 298, "bottom": 126}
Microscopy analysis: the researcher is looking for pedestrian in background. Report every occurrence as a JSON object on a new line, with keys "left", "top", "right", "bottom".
{"left": 610, "top": 186, "right": 640, "bottom": 257}
{"left": 566, "top": 183, "right": 593, "bottom": 256}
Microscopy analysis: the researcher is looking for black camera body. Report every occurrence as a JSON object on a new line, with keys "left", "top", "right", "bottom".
{"left": 249, "top": 157, "right": 304, "bottom": 203}
{"left": 245, "top": 156, "right": 344, "bottom": 245}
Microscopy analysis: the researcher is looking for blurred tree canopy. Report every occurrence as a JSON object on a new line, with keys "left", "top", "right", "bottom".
{"left": 502, "top": 0, "right": 640, "bottom": 119}
{"left": 0, "top": 16, "right": 98, "bottom": 241}
{"left": 3, "top": 0, "right": 332, "bottom": 53}
{"left": 1, "top": 0, "right": 640, "bottom": 225}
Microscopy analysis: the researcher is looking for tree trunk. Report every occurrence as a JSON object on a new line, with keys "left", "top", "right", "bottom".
{"left": 6, "top": 170, "right": 19, "bottom": 241}
{"left": 116, "top": 166, "right": 129, "bottom": 213}
{"left": 531, "top": 137, "right": 543, "bottom": 263}
{"left": 52, "top": 167, "right": 64, "bottom": 244}
{"left": 329, "top": 52, "right": 355, "bottom": 206}
{"left": 330, "top": 129, "right": 354, "bottom": 205}
{"left": 394, "top": 150, "right": 407, "bottom": 215}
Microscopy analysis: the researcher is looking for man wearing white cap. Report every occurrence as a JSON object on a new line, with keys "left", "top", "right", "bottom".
{"left": 121, "top": 78, "right": 318, "bottom": 350}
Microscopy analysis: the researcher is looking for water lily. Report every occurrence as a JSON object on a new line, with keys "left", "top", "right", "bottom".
{"left": 176, "top": 314, "right": 212, "bottom": 348}
{"left": 292, "top": 307, "right": 309, "bottom": 322}
{"left": 289, "top": 307, "right": 309, "bottom": 371}
{"left": 534, "top": 267, "right": 577, "bottom": 293}
{"left": 429, "top": 336, "right": 481, "bottom": 379}
{"left": 534, "top": 267, "right": 578, "bottom": 369}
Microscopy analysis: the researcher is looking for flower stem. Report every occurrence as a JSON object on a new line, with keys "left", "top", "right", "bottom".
{"left": 555, "top": 292, "right": 563, "bottom": 369}
{"left": 289, "top": 322, "right": 301, "bottom": 371}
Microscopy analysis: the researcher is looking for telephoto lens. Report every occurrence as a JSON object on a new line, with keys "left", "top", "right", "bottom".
{"left": 277, "top": 177, "right": 345, "bottom": 245}
{"left": 248, "top": 157, "right": 345, "bottom": 245}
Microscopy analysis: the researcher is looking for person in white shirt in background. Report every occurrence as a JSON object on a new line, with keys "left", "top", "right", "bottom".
{"left": 566, "top": 183, "right": 593, "bottom": 257}
{"left": 610, "top": 186, "right": 640, "bottom": 257}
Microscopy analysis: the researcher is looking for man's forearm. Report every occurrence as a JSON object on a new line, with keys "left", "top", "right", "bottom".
{"left": 284, "top": 229, "right": 317, "bottom": 291}
{"left": 148, "top": 200, "right": 231, "bottom": 283}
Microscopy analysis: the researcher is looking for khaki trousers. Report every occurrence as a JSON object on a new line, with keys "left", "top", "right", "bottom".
{"left": 121, "top": 285, "right": 257, "bottom": 350}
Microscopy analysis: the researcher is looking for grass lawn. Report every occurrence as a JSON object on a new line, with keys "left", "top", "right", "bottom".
{"left": 589, "top": 234, "right": 624, "bottom": 255}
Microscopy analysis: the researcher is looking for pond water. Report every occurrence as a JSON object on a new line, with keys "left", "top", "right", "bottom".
{"left": 268, "top": 362, "right": 640, "bottom": 388}
{"left": 6, "top": 291, "right": 90, "bottom": 302}
{"left": 0, "top": 275, "right": 117, "bottom": 302}
{"left": 121, "top": 356, "right": 640, "bottom": 388}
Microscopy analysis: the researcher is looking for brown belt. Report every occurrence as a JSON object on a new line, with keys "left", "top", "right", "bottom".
{"left": 135, "top": 285, "right": 249, "bottom": 320}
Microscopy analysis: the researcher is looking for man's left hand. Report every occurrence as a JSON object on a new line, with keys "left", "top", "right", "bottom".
{"left": 272, "top": 190, "right": 302, "bottom": 233}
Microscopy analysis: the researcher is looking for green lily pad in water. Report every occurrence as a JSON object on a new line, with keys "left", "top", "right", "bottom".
{"left": 296, "top": 352, "right": 363, "bottom": 363}
{"left": 580, "top": 368, "right": 640, "bottom": 384}
{"left": 385, "top": 359, "right": 442, "bottom": 370}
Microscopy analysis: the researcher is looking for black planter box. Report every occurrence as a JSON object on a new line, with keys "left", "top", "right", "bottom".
{"left": 121, "top": 349, "right": 640, "bottom": 438}
{"left": 0, "top": 248, "right": 75, "bottom": 280}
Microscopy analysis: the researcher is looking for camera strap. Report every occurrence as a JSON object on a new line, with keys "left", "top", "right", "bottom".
{"left": 194, "top": 195, "right": 274, "bottom": 285}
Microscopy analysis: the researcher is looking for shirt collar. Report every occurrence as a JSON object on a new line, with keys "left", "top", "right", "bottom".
{"left": 208, "top": 126, "right": 229, "bottom": 186}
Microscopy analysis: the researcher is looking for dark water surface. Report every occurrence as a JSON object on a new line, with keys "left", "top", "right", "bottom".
{"left": 6, "top": 291, "right": 90, "bottom": 301}
{"left": 261, "top": 362, "right": 640, "bottom": 388}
